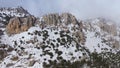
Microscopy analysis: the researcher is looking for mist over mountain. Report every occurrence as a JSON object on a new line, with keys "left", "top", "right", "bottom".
{"left": 1, "top": 0, "right": 120, "bottom": 23}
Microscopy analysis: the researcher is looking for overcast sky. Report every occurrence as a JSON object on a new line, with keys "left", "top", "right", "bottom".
{"left": 0, "top": 0, "right": 120, "bottom": 23}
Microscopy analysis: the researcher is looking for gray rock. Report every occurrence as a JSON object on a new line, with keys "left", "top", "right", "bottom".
{"left": 28, "top": 60, "right": 36, "bottom": 66}
{"left": 6, "top": 63, "right": 14, "bottom": 67}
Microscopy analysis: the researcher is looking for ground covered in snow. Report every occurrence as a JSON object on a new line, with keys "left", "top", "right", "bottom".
{"left": 0, "top": 25, "right": 89, "bottom": 68}
{"left": 0, "top": 23, "right": 120, "bottom": 68}
{"left": 0, "top": 7, "right": 120, "bottom": 68}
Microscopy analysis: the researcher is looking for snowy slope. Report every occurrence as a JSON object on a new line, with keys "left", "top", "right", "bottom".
{"left": 0, "top": 19, "right": 119, "bottom": 68}
{"left": 0, "top": 25, "right": 89, "bottom": 68}
{"left": 0, "top": 7, "right": 120, "bottom": 68}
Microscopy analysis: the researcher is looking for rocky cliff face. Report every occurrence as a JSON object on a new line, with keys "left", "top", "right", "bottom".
{"left": 99, "top": 22, "right": 117, "bottom": 36}
{"left": 0, "top": 6, "right": 38, "bottom": 35}
{"left": 6, "top": 16, "right": 36, "bottom": 34}
{"left": 40, "top": 13, "right": 79, "bottom": 28}
{"left": 61, "top": 13, "right": 79, "bottom": 25}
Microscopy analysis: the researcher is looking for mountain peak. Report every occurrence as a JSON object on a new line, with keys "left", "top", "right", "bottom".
{"left": 0, "top": 7, "right": 31, "bottom": 27}
{"left": 0, "top": 6, "right": 29, "bottom": 15}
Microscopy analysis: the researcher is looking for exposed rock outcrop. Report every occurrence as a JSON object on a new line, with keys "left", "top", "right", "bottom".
{"left": 6, "top": 16, "right": 36, "bottom": 34}
{"left": 99, "top": 22, "right": 117, "bottom": 36}
{"left": 0, "top": 44, "right": 13, "bottom": 60}
{"left": 74, "top": 31, "right": 86, "bottom": 45}
{"left": 42, "top": 13, "right": 61, "bottom": 26}
{"left": 0, "top": 49, "right": 7, "bottom": 60}
{"left": 40, "top": 13, "right": 79, "bottom": 28}
{"left": 60, "top": 13, "right": 78, "bottom": 25}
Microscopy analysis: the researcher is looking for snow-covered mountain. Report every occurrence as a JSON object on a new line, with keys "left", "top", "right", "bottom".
{"left": 0, "top": 6, "right": 30, "bottom": 27}
{"left": 0, "top": 7, "right": 120, "bottom": 68}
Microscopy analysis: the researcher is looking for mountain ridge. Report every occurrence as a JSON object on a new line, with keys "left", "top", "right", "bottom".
{"left": 0, "top": 7, "right": 120, "bottom": 68}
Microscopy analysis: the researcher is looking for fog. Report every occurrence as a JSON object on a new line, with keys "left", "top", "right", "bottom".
{"left": 0, "top": 0, "right": 120, "bottom": 23}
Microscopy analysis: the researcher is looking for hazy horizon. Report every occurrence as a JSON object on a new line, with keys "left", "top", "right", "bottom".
{"left": 0, "top": 0, "right": 120, "bottom": 23}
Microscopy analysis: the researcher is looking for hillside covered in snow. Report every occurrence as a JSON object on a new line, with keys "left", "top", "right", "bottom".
{"left": 0, "top": 7, "right": 120, "bottom": 68}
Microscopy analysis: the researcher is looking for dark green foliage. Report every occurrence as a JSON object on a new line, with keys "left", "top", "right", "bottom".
{"left": 51, "top": 43, "right": 55, "bottom": 48}
{"left": 57, "top": 51, "right": 63, "bottom": 56}
{"left": 20, "top": 47, "right": 25, "bottom": 50}
{"left": 40, "top": 45, "right": 48, "bottom": 50}
{"left": 56, "top": 43, "right": 59, "bottom": 47}
{"left": 46, "top": 41, "right": 50, "bottom": 44}
{"left": 52, "top": 39, "right": 56, "bottom": 42}
{"left": 22, "top": 36, "right": 24, "bottom": 38}
{"left": 43, "top": 59, "right": 86, "bottom": 68}
{"left": 40, "top": 29, "right": 120, "bottom": 68}
{"left": 54, "top": 32, "right": 58, "bottom": 34}
{"left": 61, "top": 38, "right": 66, "bottom": 43}
{"left": 43, "top": 50, "right": 120, "bottom": 68}
{"left": 47, "top": 52, "right": 53, "bottom": 58}
{"left": 28, "top": 32, "right": 31, "bottom": 35}
{"left": 60, "top": 31, "right": 65, "bottom": 37}
{"left": 42, "top": 30, "right": 49, "bottom": 40}
{"left": 89, "top": 52, "right": 120, "bottom": 68}
{"left": 34, "top": 30, "right": 39, "bottom": 35}
{"left": 60, "top": 38, "right": 66, "bottom": 45}
{"left": 57, "top": 38, "right": 60, "bottom": 42}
